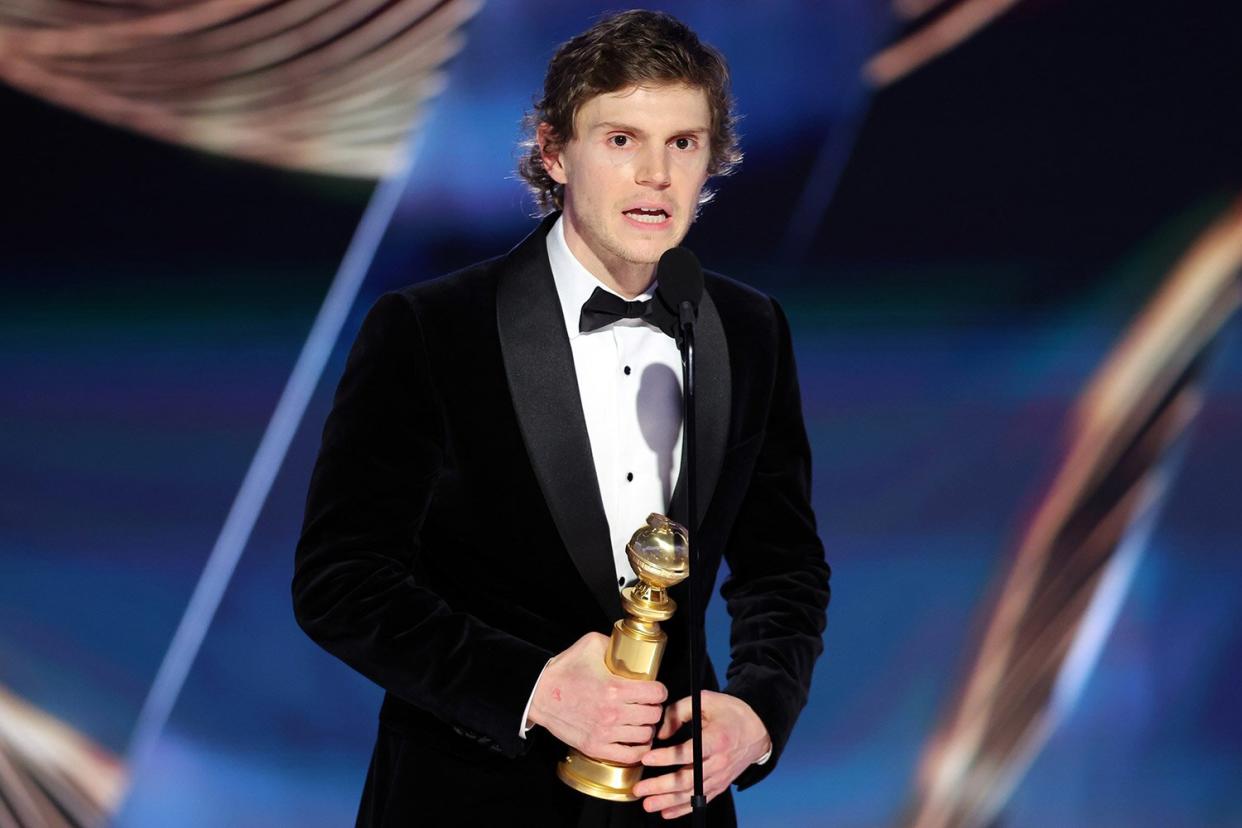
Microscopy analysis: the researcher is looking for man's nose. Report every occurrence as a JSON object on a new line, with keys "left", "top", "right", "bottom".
{"left": 635, "top": 147, "right": 671, "bottom": 188}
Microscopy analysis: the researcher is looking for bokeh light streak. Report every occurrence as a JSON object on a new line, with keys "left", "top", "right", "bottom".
{"left": 906, "top": 199, "right": 1242, "bottom": 828}
{"left": 119, "top": 142, "right": 420, "bottom": 816}
{"left": 865, "top": 0, "right": 1022, "bottom": 87}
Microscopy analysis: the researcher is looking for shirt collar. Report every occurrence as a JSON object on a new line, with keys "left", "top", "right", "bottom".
{"left": 546, "top": 214, "right": 654, "bottom": 340}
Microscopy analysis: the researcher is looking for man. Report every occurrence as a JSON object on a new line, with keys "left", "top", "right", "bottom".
{"left": 293, "top": 10, "right": 829, "bottom": 826}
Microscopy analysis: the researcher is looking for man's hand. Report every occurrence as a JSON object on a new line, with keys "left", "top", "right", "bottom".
{"left": 632, "top": 690, "right": 771, "bottom": 820}
{"left": 528, "top": 632, "right": 667, "bottom": 764}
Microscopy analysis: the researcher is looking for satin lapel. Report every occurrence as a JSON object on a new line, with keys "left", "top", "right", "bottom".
{"left": 496, "top": 218, "right": 623, "bottom": 621}
{"left": 668, "top": 288, "right": 732, "bottom": 533}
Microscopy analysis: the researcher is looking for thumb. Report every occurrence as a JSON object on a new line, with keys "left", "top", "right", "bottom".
{"left": 658, "top": 696, "right": 693, "bottom": 740}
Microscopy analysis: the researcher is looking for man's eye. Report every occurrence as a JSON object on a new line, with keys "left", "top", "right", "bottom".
{"left": 610, "top": 135, "right": 629, "bottom": 147}
{"left": 673, "top": 137, "right": 697, "bottom": 150}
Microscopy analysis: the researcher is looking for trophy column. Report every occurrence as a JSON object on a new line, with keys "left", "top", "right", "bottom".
{"left": 556, "top": 514, "right": 689, "bottom": 802}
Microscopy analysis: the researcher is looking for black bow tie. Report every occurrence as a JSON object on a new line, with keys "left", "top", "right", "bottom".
{"left": 579, "top": 287, "right": 672, "bottom": 335}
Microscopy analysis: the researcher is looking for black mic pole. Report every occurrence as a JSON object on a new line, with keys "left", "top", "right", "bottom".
{"left": 677, "top": 299, "right": 707, "bottom": 825}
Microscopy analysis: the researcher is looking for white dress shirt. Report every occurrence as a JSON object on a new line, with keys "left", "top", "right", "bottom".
{"left": 546, "top": 215, "right": 685, "bottom": 589}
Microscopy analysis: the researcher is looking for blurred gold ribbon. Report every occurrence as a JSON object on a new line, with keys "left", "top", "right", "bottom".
{"left": 0, "top": 0, "right": 481, "bottom": 176}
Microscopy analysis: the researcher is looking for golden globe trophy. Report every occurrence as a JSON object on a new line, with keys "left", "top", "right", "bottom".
{"left": 556, "top": 513, "right": 690, "bottom": 801}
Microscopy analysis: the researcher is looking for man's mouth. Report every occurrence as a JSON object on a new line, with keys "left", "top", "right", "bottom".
{"left": 622, "top": 207, "right": 670, "bottom": 225}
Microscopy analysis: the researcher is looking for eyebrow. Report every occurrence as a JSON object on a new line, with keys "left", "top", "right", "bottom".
{"left": 592, "top": 121, "right": 709, "bottom": 135}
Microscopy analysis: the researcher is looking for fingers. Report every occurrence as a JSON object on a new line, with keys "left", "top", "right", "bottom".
{"left": 582, "top": 739, "right": 649, "bottom": 765}
{"left": 537, "top": 633, "right": 676, "bottom": 764}
{"left": 636, "top": 756, "right": 723, "bottom": 798}
{"left": 652, "top": 780, "right": 728, "bottom": 823}
{"left": 533, "top": 633, "right": 665, "bottom": 723}
{"left": 633, "top": 756, "right": 730, "bottom": 816}
{"left": 657, "top": 695, "right": 692, "bottom": 739}
{"left": 628, "top": 700, "right": 664, "bottom": 726}
{"left": 599, "top": 672, "right": 666, "bottom": 706}
{"left": 635, "top": 766, "right": 692, "bottom": 801}
{"left": 609, "top": 682, "right": 666, "bottom": 707}
{"left": 597, "top": 686, "right": 663, "bottom": 728}
{"left": 577, "top": 717, "right": 657, "bottom": 763}
{"left": 616, "top": 678, "right": 667, "bottom": 705}
{"left": 645, "top": 707, "right": 731, "bottom": 767}
{"left": 642, "top": 737, "right": 691, "bottom": 768}
{"left": 605, "top": 724, "right": 656, "bottom": 746}
{"left": 632, "top": 692, "right": 768, "bottom": 818}
{"left": 661, "top": 804, "right": 693, "bottom": 821}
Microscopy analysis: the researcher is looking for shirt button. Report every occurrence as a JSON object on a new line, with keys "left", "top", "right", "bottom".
{"left": 618, "top": 576, "right": 625, "bottom": 586}
{"left": 626, "top": 472, "right": 634, "bottom": 482}
{"left": 623, "top": 365, "right": 632, "bottom": 375}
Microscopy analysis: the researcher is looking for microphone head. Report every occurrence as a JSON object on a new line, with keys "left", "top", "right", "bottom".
{"left": 655, "top": 246, "right": 704, "bottom": 314}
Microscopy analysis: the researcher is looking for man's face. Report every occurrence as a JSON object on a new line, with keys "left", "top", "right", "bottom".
{"left": 540, "top": 83, "right": 712, "bottom": 283}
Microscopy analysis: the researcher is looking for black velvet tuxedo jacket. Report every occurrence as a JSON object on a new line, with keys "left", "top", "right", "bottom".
{"left": 293, "top": 214, "right": 830, "bottom": 826}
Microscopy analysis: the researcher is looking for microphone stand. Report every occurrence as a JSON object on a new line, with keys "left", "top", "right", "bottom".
{"left": 676, "top": 300, "right": 707, "bottom": 826}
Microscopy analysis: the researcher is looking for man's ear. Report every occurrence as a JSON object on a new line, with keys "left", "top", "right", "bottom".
{"left": 537, "top": 123, "right": 569, "bottom": 186}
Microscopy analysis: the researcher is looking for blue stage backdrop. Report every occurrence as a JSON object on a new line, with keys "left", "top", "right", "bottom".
{"left": 2, "top": 2, "right": 1240, "bottom": 826}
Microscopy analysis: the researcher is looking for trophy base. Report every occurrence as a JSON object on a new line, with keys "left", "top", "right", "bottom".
{"left": 556, "top": 750, "right": 642, "bottom": 802}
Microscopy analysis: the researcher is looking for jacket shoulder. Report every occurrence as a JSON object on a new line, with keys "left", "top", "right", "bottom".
{"left": 704, "top": 270, "right": 780, "bottom": 331}
{"left": 389, "top": 255, "right": 506, "bottom": 314}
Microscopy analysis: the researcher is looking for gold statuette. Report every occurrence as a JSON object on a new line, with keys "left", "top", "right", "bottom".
{"left": 557, "top": 513, "right": 690, "bottom": 801}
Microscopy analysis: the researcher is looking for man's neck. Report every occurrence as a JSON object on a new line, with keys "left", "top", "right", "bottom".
{"left": 592, "top": 261, "right": 655, "bottom": 300}
{"left": 560, "top": 217, "right": 655, "bottom": 299}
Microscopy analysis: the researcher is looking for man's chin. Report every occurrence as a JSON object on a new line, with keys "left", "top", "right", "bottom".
{"left": 618, "top": 238, "right": 684, "bottom": 266}
{"left": 619, "top": 251, "right": 669, "bottom": 268}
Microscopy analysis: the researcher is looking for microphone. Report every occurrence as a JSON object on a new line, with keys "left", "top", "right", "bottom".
{"left": 654, "top": 247, "right": 704, "bottom": 341}
{"left": 654, "top": 244, "right": 709, "bottom": 822}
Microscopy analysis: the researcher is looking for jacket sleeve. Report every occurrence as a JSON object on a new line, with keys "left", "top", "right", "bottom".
{"left": 292, "top": 292, "right": 552, "bottom": 757}
{"left": 721, "top": 298, "right": 831, "bottom": 790}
